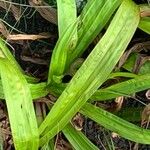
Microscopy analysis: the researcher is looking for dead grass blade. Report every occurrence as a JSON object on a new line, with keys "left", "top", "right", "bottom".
{"left": 0, "top": 1, "right": 21, "bottom": 21}
{"left": 29, "top": 0, "right": 57, "bottom": 25}
{"left": 7, "top": 33, "right": 51, "bottom": 40}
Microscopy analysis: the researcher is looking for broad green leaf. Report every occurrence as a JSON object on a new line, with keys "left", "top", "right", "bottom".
{"left": 41, "top": 141, "right": 54, "bottom": 150}
{"left": 0, "top": 81, "right": 48, "bottom": 100}
{"left": 39, "top": 0, "right": 140, "bottom": 146}
{"left": 48, "top": 0, "right": 122, "bottom": 83}
{"left": 0, "top": 58, "right": 39, "bottom": 150}
{"left": 108, "top": 72, "right": 138, "bottom": 79}
{"left": 48, "top": 71, "right": 138, "bottom": 96}
{"left": 1, "top": 73, "right": 150, "bottom": 102}
{"left": 47, "top": 82, "right": 66, "bottom": 97}
{"left": 57, "top": 0, "right": 77, "bottom": 38}
{"left": 63, "top": 123, "right": 99, "bottom": 150}
{"left": 90, "top": 74, "right": 150, "bottom": 101}
{"left": 48, "top": 23, "right": 77, "bottom": 84}
{"left": 80, "top": 103, "right": 150, "bottom": 144}
{"left": 138, "top": 17, "right": 150, "bottom": 34}
{"left": 29, "top": 82, "right": 49, "bottom": 100}
{"left": 68, "top": 0, "right": 123, "bottom": 64}
{"left": 48, "top": 0, "right": 78, "bottom": 84}
{"left": 24, "top": 75, "right": 40, "bottom": 83}
{"left": 48, "top": 74, "right": 150, "bottom": 101}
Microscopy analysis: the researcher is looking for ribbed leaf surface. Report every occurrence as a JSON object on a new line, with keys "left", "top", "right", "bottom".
{"left": 39, "top": 0, "right": 140, "bottom": 146}
{"left": 0, "top": 58, "right": 39, "bottom": 150}
{"left": 80, "top": 103, "right": 150, "bottom": 144}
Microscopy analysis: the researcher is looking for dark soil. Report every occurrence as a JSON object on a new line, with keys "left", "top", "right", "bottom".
{"left": 0, "top": 0, "right": 150, "bottom": 149}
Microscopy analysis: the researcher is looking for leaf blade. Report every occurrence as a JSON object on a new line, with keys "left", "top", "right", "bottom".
{"left": 57, "top": 0, "right": 77, "bottom": 38}
{"left": 80, "top": 103, "right": 150, "bottom": 144}
{"left": 63, "top": 123, "right": 99, "bottom": 150}
{"left": 91, "top": 74, "right": 150, "bottom": 101}
{"left": 48, "top": 0, "right": 122, "bottom": 83}
{"left": 39, "top": 0, "right": 140, "bottom": 146}
{"left": 0, "top": 58, "right": 39, "bottom": 150}
{"left": 0, "top": 81, "right": 48, "bottom": 100}
{"left": 138, "top": 17, "right": 150, "bottom": 34}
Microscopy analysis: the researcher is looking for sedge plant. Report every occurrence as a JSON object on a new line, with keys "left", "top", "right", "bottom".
{"left": 0, "top": 0, "right": 150, "bottom": 149}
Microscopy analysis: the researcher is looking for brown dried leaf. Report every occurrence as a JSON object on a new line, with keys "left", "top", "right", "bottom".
{"left": 114, "top": 96, "right": 124, "bottom": 112}
{"left": 146, "top": 90, "right": 150, "bottom": 100}
{"left": 133, "top": 143, "right": 139, "bottom": 150}
{"left": 21, "top": 55, "right": 48, "bottom": 65}
{"left": 32, "top": 0, "right": 43, "bottom": 5}
{"left": 141, "top": 11, "right": 150, "bottom": 17}
{"left": 7, "top": 33, "right": 51, "bottom": 40}
{"left": 0, "top": 21, "right": 9, "bottom": 37}
{"left": 106, "top": 97, "right": 124, "bottom": 113}
{"left": 55, "top": 134, "right": 72, "bottom": 150}
{"left": 35, "top": 102, "right": 45, "bottom": 126}
{"left": 0, "top": 102, "right": 12, "bottom": 149}
{"left": 0, "top": 1, "right": 21, "bottom": 21}
{"left": 140, "top": 6, "right": 150, "bottom": 17}
{"left": 29, "top": 0, "right": 57, "bottom": 25}
{"left": 111, "top": 132, "right": 119, "bottom": 138}
{"left": 71, "top": 113, "right": 84, "bottom": 131}
{"left": 141, "top": 103, "right": 150, "bottom": 126}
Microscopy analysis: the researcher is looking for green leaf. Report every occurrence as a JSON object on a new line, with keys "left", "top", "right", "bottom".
{"left": 41, "top": 141, "right": 54, "bottom": 150}
{"left": 48, "top": 23, "right": 78, "bottom": 84}
{"left": 48, "top": 74, "right": 150, "bottom": 101}
{"left": 122, "top": 53, "right": 137, "bottom": 72}
{"left": 48, "top": 0, "right": 78, "bottom": 84}
{"left": 63, "top": 123, "right": 99, "bottom": 150}
{"left": 48, "top": 0, "right": 122, "bottom": 83}
{"left": 80, "top": 103, "right": 150, "bottom": 144}
{"left": 24, "top": 75, "right": 40, "bottom": 83}
{"left": 0, "top": 58, "right": 39, "bottom": 150}
{"left": 39, "top": 0, "right": 140, "bottom": 146}
{"left": 108, "top": 72, "right": 138, "bottom": 79}
{"left": 138, "top": 17, "right": 150, "bottom": 34}
{"left": 68, "top": 0, "right": 123, "bottom": 64}
{"left": 57, "top": 0, "right": 77, "bottom": 38}
{"left": 29, "top": 82, "right": 49, "bottom": 100}
{"left": 139, "top": 61, "right": 150, "bottom": 74}
{"left": 0, "top": 81, "right": 48, "bottom": 100}
{"left": 1, "top": 73, "right": 150, "bottom": 102}
{"left": 90, "top": 74, "right": 150, "bottom": 101}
